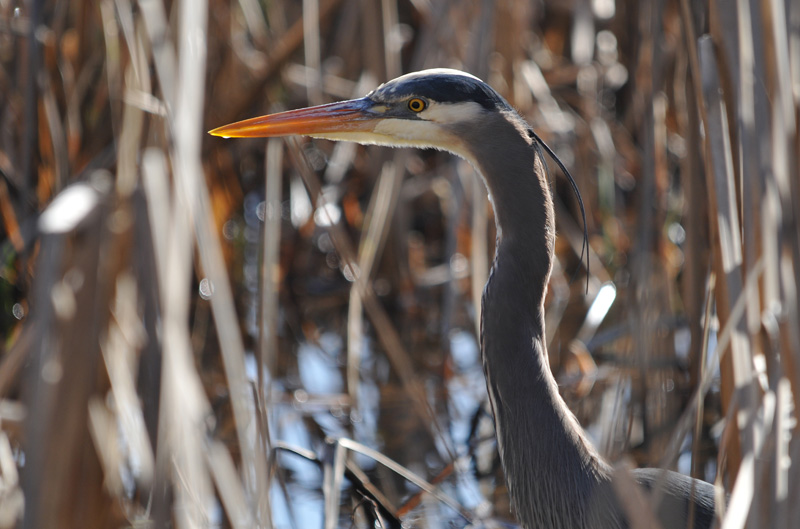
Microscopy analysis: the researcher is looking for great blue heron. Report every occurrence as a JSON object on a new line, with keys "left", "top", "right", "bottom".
{"left": 210, "top": 69, "right": 717, "bottom": 529}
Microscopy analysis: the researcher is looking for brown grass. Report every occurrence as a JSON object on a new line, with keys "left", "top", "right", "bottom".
{"left": 0, "top": 0, "right": 797, "bottom": 527}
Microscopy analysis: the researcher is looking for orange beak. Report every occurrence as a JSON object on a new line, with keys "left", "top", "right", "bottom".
{"left": 208, "top": 98, "right": 379, "bottom": 138}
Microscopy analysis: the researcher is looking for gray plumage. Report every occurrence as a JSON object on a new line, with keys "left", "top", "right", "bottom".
{"left": 210, "top": 68, "right": 718, "bottom": 529}
{"left": 375, "top": 71, "right": 717, "bottom": 529}
{"left": 460, "top": 104, "right": 714, "bottom": 529}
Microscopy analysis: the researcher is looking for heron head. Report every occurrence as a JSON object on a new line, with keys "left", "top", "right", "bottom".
{"left": 209, "top": 69, "right": 512, "bottom": 160}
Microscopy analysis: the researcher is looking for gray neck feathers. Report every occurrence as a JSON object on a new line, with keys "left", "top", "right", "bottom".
{"left": 457, "top": 112, "right": 614, "bottom": 528}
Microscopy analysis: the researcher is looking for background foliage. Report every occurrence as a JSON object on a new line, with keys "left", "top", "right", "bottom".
{"left": 0, "top": 0, "right": 798, "bottom": 527}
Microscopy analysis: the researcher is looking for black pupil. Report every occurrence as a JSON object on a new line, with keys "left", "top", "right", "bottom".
{"left": 411, "top": 99, "right": 423, "bottom": 111}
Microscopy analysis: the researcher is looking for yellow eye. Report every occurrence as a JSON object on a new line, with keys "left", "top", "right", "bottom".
{"left": 408, "top": 98, "right": 427, "bottom": 112}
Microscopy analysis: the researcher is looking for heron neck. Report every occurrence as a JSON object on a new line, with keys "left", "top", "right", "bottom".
{"left": 471, "top": 125, "right": 611, "bottom": 527}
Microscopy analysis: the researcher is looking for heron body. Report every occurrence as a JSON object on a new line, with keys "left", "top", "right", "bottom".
{"left": 211, "top": 69, "right": 717, "bottom": 529}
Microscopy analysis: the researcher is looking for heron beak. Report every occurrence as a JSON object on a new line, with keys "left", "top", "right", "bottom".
{"left": 208, "top": 98, "right": 379, "bottom": 138}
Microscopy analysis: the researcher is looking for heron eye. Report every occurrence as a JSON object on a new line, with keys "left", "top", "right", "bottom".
{"left": 408, "top": 98, "right": 427, "bottom": 112}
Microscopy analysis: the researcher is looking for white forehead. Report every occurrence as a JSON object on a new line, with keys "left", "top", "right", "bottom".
{"left": 393, "top": 68, "right": 482, "bottom": 83}
{"left": 371, "top": 68, "right": 484, "bottom": 98}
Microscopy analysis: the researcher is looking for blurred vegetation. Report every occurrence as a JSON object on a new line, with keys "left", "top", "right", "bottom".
{"left": 0, "top": 0, "right": 798, "bottom": 528}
